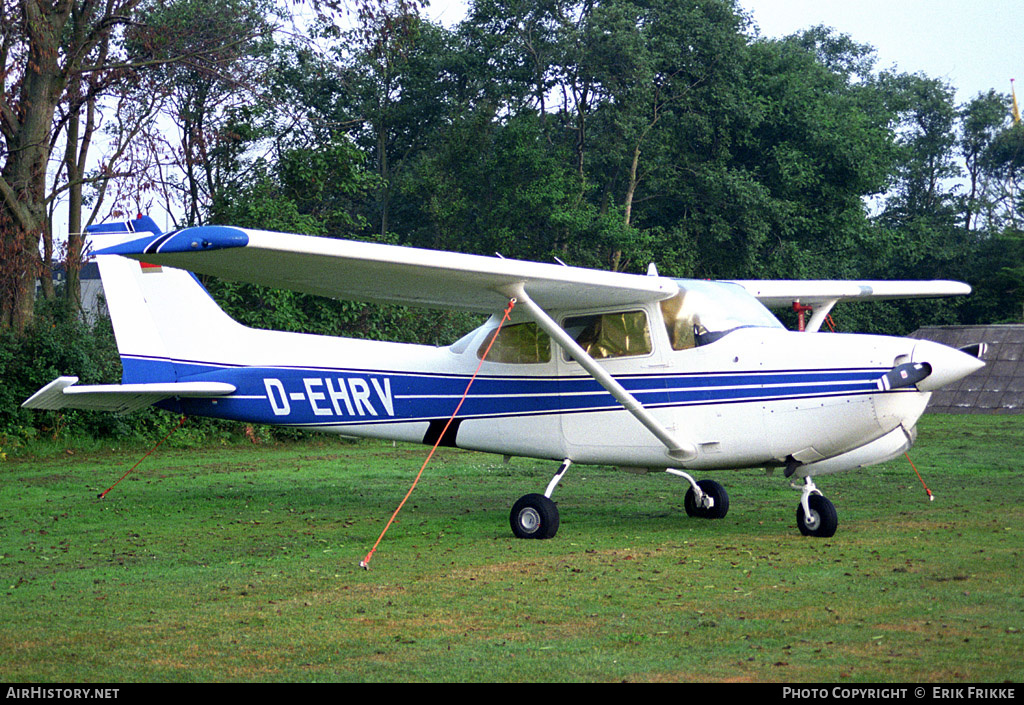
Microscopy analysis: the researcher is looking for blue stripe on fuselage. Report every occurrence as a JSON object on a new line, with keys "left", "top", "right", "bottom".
{"left": 125, "top": 355, "right": 891, "bottom": 427}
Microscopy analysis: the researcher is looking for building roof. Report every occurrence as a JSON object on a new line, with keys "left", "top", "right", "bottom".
{"left": 910, "top": 325, "right": 1024, "bottom": 414}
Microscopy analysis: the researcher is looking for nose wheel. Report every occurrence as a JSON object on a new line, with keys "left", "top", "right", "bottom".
{"left": 796, "top": 478, "right": 838, "bottom": 537}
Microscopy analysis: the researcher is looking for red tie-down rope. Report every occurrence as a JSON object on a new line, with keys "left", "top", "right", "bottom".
{"left": 98, "top": 416, "right": 188, "bottom": 499}
{"left": 359, "top": 298, "right": 517, "bottom": 569}
{"left": 905, "top": 452, "right": 934, "bottom": 501}
{"left": 820, "top": 313, "right": 931, "bottom": 497}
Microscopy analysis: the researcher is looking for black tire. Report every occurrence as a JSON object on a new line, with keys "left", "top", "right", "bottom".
{"left": 510, "top": 493, "right": 560, "bottom": 539}
{"left": 796, "top": 494, "right": 838, "bottom": 537}
{"left": 683, "top": 479, "right": 730, "bottom": 519}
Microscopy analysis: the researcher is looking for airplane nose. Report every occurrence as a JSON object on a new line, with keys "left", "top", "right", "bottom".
{"left": 910, "top": 339, "right": 985, "bottom": 391}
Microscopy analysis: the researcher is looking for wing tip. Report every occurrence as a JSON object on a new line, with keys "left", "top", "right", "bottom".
{"left": 22, "top": 376, "right": 80, "bottom": 409}
{"left": 92, "top": 225, "right": 249, "bottom": 258}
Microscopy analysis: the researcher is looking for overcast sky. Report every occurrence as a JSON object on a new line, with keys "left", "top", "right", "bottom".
{"left": 739, "top": 0, "right": 1022, "bottom": 104}
{"left": 426, "top": 0, "right": 1024, "bottom": 105}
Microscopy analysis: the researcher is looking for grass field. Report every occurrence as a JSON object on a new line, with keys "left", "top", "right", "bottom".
{"left": 1, "top": 414, "right": 1021, "bottom": 682}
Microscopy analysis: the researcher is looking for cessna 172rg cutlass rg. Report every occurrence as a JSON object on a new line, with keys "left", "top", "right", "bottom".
{"left": 24, "top": 216, "right": 986, "bottom": 539}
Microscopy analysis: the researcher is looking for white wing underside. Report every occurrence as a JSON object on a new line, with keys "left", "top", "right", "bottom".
{"left": 91, "top": 225, "right": 971, "bottom": 314}
{"left": 728, "top": 280, "right": 972, "bottom": 307}
{"left": 99, "top": 228, "right": 679, "bottom": 313}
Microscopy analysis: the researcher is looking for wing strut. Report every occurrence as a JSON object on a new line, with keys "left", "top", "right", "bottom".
{"left": 504, "top": 283, "right": 697, "bottom": 462}
{"left": 804, "top": 300, "right": 838, "bottom": 333}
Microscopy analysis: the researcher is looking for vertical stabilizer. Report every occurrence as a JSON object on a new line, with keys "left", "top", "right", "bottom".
{"left": 88, "top": 217, "right": 248, "bottom": 383}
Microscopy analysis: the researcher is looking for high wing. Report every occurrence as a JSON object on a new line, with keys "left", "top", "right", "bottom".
{"left": 87, "top": 221, "right": 689, "bottom": 459}
{"left": 90, "top": 225, "right": 678, "bottom": 313}
{"left": 22, "top": 376, "right": 237, "bottom": 414}
{"left": 729, "top": 280, "right": 972, "bottom": 308}
{"left": 727, "top": 279, "right": 972, "bottom": 333}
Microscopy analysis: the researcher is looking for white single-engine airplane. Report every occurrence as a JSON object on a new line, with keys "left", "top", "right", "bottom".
{"left": 25, "top": 216, "right": 986, "bottom": 539}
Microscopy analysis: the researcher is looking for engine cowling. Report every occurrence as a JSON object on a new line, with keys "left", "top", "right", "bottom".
{"left": 790, "top": 425, "right": 916, "bottom": 478}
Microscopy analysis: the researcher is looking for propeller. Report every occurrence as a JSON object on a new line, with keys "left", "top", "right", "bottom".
{"left": 878, "top": 340, "right": 987, "bottom": 393}
{"left": 958, "top": 342, "right": 987, "bottom": 359}
{"left": 876, "top": 362, "right": 931, "bottom": 391}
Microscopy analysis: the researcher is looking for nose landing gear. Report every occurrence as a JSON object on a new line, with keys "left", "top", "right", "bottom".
{"left": 795, "top": 477, "right": 838, "bottom": 537}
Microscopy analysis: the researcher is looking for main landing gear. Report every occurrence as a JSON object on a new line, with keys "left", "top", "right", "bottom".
{"left": 795, "top": 476, "right": 838, "bottom": 537}
{"left": 667, "top": 469, "right": 730, "bottom": 520}
{"left": 509, "top": 461, "right": 734, "bottom": 540}
{"left": 510, "top": 459, "right": 571, "bottom": 539}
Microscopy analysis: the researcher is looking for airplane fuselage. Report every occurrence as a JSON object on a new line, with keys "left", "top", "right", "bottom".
{"left": 148, "top": 317, "right": 930, "bottom": 477}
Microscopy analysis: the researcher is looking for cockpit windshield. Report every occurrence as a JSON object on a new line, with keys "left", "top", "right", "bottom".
{"left": 662, "top": 280, "right": 784, "bottom": 350}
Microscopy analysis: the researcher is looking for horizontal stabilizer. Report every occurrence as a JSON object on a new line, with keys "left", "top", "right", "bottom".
{"left": 22, "top": 376, "right": 236, "bottom": 414}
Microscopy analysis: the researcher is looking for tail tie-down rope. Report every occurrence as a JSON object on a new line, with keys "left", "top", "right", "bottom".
{"left": 360, "top": 298, "right": 517, "bottom": 570}
{"left": 98, "top": 416, "right": 188, "bottom": 499}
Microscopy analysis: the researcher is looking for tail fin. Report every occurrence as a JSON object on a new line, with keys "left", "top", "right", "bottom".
{"left": 88, "top": 216, "right": 248, "bottom": 383}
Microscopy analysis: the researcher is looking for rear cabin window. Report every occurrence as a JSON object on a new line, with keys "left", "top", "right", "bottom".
{"left": 477, "top": 322, "right": 551, "bottom": 364}
{"left": 562, "top": 310, "right": 652, "bottom": 360}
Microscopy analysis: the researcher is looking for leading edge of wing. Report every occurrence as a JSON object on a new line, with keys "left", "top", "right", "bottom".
{"left": 92, "top": 225, "right": 678, "bottom": 313}
{"left": 727, "top": 279, "right": 972, "bottom": 308}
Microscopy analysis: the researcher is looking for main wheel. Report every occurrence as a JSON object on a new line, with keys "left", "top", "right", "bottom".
{"left": 510, "top": 493, "right": 560, "bottom": 539}
{"left": 796, "top": 494, "right": 838, "bottom": 537}
{"left": 683, "top": 479, "right": 729, "bottom": 519}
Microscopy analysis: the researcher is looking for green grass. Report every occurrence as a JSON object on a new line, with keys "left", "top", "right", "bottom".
{"left": 1, "top": 414, "right": 1022, "bottom": 682}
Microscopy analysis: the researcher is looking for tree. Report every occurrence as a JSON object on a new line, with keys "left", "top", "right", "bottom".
{"left": 0, "top": 0, "right": 422, "bottom": 333}
{"left": 582, "top": 0, "right": 754, "bottom": 272}
{"left": 729, "top": 28, "right": 897, "bottom": 280}
{"left": 1, "top": 0, "right": 155, "bottom": 332}
{"left": 959, "top": 90, "right": 1010, "bottom": 231}
{"left": 51, "top": 7, "right": 119, "bottom": 314}
{"left": 982, "top": 123, "right": 1024, "bottom": 230}
{"left": 120, "top": 0, "right": 277, "bottom": 228}
{"left": 461, "top": 0, "right": 564, "bottom": 117}
{"left": 333, "top": 9, "right": 502, "bottom": 243}
{"left": 877, "top": 73, "right": 961, "bottom": 229}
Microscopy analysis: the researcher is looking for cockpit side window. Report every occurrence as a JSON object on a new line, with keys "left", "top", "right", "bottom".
{"left": 477, "top": 322, "right": 551, "bottom": 363}
{"left": 662, "top": 281, "right": 785, "bottom": 350}
{"left": 562, "top": 310, "right": 652, "bottom": 360}
{"left": 660, "top": 292, "right": 698, "bottom": 351}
